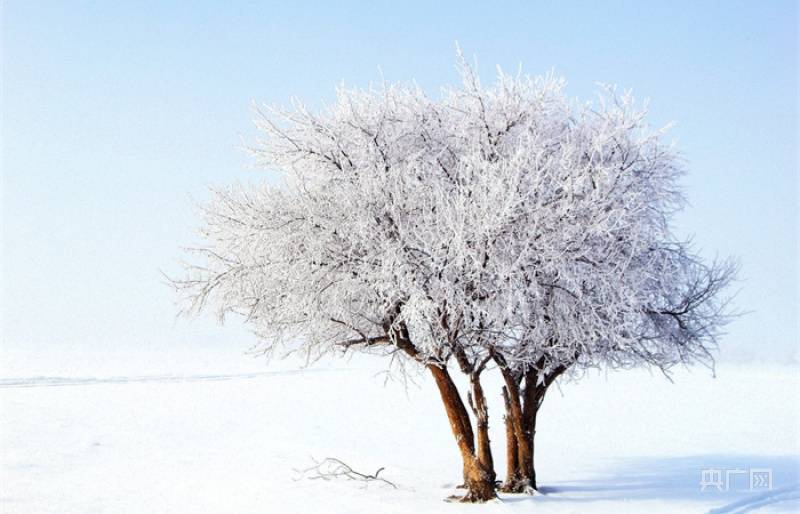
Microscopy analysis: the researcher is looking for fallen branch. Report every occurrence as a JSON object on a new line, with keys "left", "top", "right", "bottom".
{"left": 294, "top": 457, "right": 398, "bottom": 489}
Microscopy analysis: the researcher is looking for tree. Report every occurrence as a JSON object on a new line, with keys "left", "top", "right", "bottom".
{"left": 174, "top": 52, "right": 735, "bottom": 502}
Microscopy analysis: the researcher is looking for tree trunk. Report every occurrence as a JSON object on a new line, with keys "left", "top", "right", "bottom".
{"left": 501, "top": 386, "right": 519, "bottom": 488}
{"left": 496, "top": 356, "right": 570, "bottom": 494}
{"left": 469, "top": 373, "right": 496, "bottom": 486}
{"left": 517, "top": 368, "right": 540, "bottom": 491}
{"left": 427, "top": 364, "right": 497, "bottom": 502}
{"left": 497, "top": 367, "right": 551, "bottom": 493}
{"left": 515, "top": 407, "right": 537, "bottom": 491}
{"left": 498, "top": 368, "right": 535, "bottom": 492}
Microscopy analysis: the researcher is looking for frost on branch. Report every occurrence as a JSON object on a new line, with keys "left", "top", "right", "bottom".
{"left": 173, "top": 59, "right": 734, "bottom": 373}
{"left": 172, "top": 53, "right": 736, "bottom": 501}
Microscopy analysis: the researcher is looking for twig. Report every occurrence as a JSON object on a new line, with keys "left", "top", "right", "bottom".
{"left": 294, "top": 457, "right": 398, "bottom": 489}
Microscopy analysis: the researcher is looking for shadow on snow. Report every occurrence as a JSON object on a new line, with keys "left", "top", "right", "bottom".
{"left": 503, "top": 454, "right": 800, "bottom": 513}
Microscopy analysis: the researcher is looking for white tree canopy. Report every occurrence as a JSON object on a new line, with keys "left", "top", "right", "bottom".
{"left": 175, "top": 54, "right": 735, "bottom": 376}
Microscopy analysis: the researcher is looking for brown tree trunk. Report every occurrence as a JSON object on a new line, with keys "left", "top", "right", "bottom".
{"left": 501, "top": 386, "right": 519, "bottom": 489}
{"left": 496, "top": 354, "right": 570, "bottom": 494}
{"left": 516, "top": 368, "right": 540, "bottom": 491}
{"left": 427, "top": 364, "right": 497, "bottom": 502}
{"left": 514, "top": 408, "right": 538, "bottom": 491}
{"left": 469, "top": 373, "right": 496, "bottom": 486}
{"left": 498, "top": 368, "right": 536, "bottom": 493}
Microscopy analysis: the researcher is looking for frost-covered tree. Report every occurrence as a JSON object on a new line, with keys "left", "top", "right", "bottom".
{"left": 174, "top": 52, "right": 735, "bottom": 502}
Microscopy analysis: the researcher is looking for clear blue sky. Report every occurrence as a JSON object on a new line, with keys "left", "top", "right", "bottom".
{"left": 2, "top": 1, "right": 798, "bottom": 363}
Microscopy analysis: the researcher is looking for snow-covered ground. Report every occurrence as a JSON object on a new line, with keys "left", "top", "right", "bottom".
{"left": 2, "top": 344, "right": 798, "bottom": 513}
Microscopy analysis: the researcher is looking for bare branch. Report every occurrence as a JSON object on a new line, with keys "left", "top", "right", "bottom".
{"left": 294, "top": 457, "right": 398, "bottom": 489}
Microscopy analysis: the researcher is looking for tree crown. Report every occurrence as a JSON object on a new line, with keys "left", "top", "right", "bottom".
{"left": 175, "top": 55, "right": 736, "bottom": 375}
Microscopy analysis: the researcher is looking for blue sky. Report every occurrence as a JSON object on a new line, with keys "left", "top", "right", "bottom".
{"left": 2, "top": 1, "right": 797, "bottom": 363}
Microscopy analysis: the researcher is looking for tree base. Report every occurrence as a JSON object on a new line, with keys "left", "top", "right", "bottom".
{"left": 447, "top": 478, "right": 497, "bottom": 502}
{"left": 499, "top": 478, "right": 537, "bottom": 494}
{"left": 446, "top": 490, "right": 498, "bottom": 503}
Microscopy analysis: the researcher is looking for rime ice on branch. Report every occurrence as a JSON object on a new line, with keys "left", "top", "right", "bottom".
{"left": 174, "top": 52, "right": 736, "bottom": 502}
